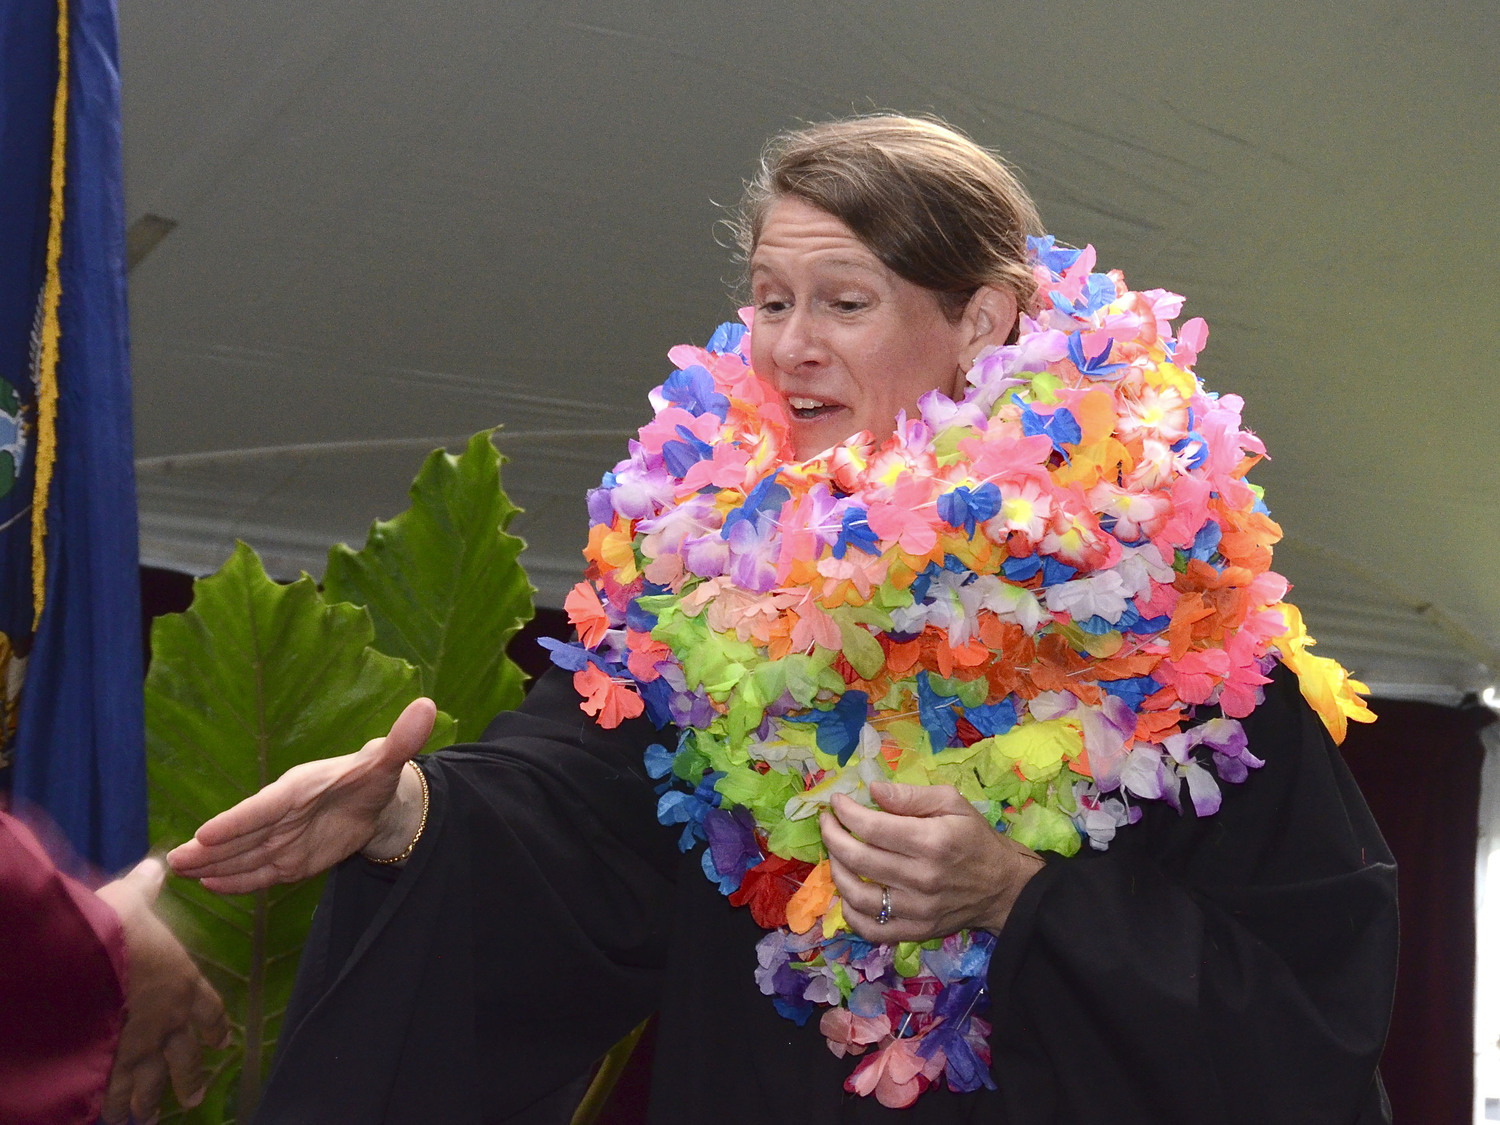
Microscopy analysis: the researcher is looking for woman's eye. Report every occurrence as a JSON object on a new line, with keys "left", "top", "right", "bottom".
{"left": 757, "top": 298, "right": 790, "bottom": 314}
{"left": 831, "top": 298, "right": 868, "bottom": 313}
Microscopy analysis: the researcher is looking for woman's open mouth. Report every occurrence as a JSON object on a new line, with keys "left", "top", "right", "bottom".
{"left": 785, "top": 396, "right": 844, "bottom": 422}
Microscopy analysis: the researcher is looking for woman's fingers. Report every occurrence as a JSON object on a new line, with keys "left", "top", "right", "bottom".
{"left": 827, "top": 788, "right": 960, "bottom": 861}
{"left": 870, "top": 780, "right": 970, "bottom": 818}
{"left": 829, "top": 852, "right": 929, "bottom": 942}
{"left": 369, "top": 697, "right": 437, "bottom": 768}
{"left": 823, "top": 813, "right": 940, "bottom": 933}
{"left": 180, "top": 779, "right": 299, "bottom": 850}
{"left": 820, "top": 808, "right": 909, "bottom": 888}
{"left": 171, "top": 837, "right": 300, "bottom": 880}
{"left": 170, "top": 699, "right": 431, "bottom": 892}
{"left": 168, "top": 821, "right": 279, "bottom": 874}
{"left": 169, "top": 798, "right": 312, "bottom": 873}
{"left": 825, "top": 835, "right": 932, "bottom": 922}
{"left": 176, "top": 830, "right": 314, "bottom": 888}
{"left": 199, "top": 868, "right": 285, "bottom": 895}
{"left": 825, "top": 851, "right": 881, "bottom": 914}
{"left": 822, "top": 785, "right": 1044, "bottom": 939}
{"left": 169, "top": 756, "right": 342, "bottom": 874}
{"left": 185, "top": 699, "right": 431, "bottom": 854}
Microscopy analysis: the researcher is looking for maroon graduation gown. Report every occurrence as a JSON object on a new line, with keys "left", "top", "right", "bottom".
{"left": 0, "top": 810, "right": 127, "bottom": 1125}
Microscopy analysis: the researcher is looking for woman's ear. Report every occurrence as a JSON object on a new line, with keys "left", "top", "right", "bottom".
{"left": 958, "top": 286, "right": 1019, "bottom": 368}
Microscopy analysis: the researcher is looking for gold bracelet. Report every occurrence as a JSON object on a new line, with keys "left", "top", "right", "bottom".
{"left": 367, "top": 760, "right": 429, "bottom": 865}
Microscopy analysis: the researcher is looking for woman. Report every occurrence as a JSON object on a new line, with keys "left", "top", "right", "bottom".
{"left": 169, "top": 116, "right": 1397, "bottom": 1123}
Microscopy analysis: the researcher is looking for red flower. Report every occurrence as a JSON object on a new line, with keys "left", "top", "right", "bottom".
{"left": 728, "top": 853, "right": 813, "bottom": 928}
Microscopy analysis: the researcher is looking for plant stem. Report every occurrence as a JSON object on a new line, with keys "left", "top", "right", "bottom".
{"left": 239, "top": 885, "right": 268, "bottom": 1121}
{"left": 242, "top": 619, "right": 270, "bottom": 1121}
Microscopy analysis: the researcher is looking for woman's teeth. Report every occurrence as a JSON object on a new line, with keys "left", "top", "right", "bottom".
{"left": 787, "top": 397, "right": 839, "bottom": 420}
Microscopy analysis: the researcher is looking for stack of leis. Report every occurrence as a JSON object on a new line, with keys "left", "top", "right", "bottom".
{"left": 542, "top": 236, "right": 1374, "bottom": 1107}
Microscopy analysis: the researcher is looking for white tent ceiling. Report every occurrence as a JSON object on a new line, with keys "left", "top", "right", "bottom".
{"left": 119, "top": 0, "right": 1499, "bottom": 696}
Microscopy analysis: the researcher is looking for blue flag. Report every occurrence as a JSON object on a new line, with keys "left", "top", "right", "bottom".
{"left": 2, "top": 0, "right": 146, "bottom": 871}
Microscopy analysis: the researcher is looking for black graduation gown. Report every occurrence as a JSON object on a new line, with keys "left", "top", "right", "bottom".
{"left": 253, "top": 663, "right": 1396, "bottom": 1124}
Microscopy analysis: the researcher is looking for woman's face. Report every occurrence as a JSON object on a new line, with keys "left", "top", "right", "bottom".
{"left": 749, "top": 197, "right": 1002, "bottom": 460}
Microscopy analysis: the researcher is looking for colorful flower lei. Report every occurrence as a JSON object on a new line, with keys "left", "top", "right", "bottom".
{"left": 542, "top": 237, "right": 1374, "bottom": 1107}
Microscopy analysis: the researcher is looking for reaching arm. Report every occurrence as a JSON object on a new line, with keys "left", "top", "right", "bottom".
{"left": 167, "top": 698, "right": 437, "bottom": 892}
{"left": 0, "top": 815, "right": 228, "bottom": 1125}
{"left": 243, "top": 666, "right": 679, "bottom": 1123}
{"left": 96, "top": 859, "right": 230, "bottom": 1124}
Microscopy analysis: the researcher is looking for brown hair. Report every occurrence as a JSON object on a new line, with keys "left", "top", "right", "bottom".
{"left": 733, "top": 115, "right": 1044, "bottom": 325}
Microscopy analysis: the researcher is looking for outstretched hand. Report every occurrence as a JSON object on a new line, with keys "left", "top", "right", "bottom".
{"left": 820, "top": 781, "right": 1044, "bottom": 943}
{"left": 168, "top": 698, "right": 437, "bottom": 893}
{"left": 96, "top": 858, "right": 229, "bottom": 1125}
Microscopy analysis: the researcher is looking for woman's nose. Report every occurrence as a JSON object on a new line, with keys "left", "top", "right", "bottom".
{"left": 771, "top": 307, "right": 824, "bottom": 371}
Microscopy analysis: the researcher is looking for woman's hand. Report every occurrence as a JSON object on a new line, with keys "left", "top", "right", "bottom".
{"left": 167, "top": 698, "right": 437, "bottom": 893}
{"left": 820, "top": 781, "right": 1045, "bottom": 943}
{"left": 96, "top": 858, "right": 230, "bottom": 1124}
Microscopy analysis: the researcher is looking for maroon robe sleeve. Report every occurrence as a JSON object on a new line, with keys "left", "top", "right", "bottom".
{"left": 0, "top": 810, "right": 128, "bottom": 1125}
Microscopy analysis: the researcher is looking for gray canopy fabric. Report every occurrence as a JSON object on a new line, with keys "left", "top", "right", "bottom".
{"left": 120, "top": 0, "right": 1498, "bottom": 696}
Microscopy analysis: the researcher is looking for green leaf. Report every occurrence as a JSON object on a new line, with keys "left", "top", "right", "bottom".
{"left": 831, "top": 962, "right": 854, "bottom": 1000}
{"left": 1002, "top": 801, "right": 1082, "bottom": 857}
{"left": 324, "top": 430, "right": 534, "bottom": 737}
{"left": 893, "top": 941, "right": 923, "bottom": 977}
{"left": 765, "top": 812, "right": 825, "bottom": 862}
{"left": 146, "top": 543, "right": 455, "bottom": 1123}
{"left": 652, "top": 605, "right": 755, "bottom": 701}
{"left": 832, "top": 611, "right": 885, "bottom": 680}
{"left": 928, "top": 670, "right": 989, "bottom": 708}
{"left": 714, "top": 763, "right": 800, "bottom": 821}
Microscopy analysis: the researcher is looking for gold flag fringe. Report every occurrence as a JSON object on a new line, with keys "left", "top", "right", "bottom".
{"left": 32, "top": 0, "right": 69, "bottom": 625}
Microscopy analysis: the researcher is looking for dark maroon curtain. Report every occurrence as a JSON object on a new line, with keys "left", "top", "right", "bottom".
{"left": 1342, "top": 695, "right": 1493, "bottom": 1124}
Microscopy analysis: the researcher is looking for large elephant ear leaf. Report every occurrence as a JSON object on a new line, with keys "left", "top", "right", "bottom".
{"left": 145, "top": 541, "right": 455, "bottom": 1122}
{"left": 324, "top": 429, "right": 535, "bottom": 737}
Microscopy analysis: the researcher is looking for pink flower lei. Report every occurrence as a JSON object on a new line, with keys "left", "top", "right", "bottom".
{"left": 542, "top": 236, "right": 1373, "bottom": 1106}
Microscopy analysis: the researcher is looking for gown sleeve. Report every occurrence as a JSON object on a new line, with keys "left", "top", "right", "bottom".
{"left": 983, "top": 663, "right": 1397, "bottom": 1124}
{"left": 253, "top": 666, "right": 679, "bottom": 1125}
{"left": 0, "top": 809, "right": 128, "bottom": 1125}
